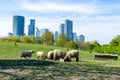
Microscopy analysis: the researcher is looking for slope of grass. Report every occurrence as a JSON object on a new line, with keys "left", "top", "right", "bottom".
{"left": 0, "top": 42, "right": 120, "bottom": 66}
{"left": 0, "top": 42, "right": 120, "bottom": 80}
{"left": 0, "top": 42, "right": 69, "bottom": 59}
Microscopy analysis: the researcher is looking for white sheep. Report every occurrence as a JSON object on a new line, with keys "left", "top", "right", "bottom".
{"left": 47, "top": 51, "right": 54, "bottom": 60}
{"left": 37, "top": 51, "right": 47, "bottom": 60}
{"left": 64, "top": 50, "right": 79, "bottom": 62}
{"left": 53, "top": 49, "right": 66, "bottom": 61}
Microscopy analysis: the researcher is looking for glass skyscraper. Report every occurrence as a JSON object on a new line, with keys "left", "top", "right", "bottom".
{"left": 65, "top": 19, "right": 73, "bottom": 40}
{"left": 78, "top": 35, "right": 85, "bottom": 42}
{"left": 73, "top": 32, "right": 77, "bottom": 41}
{"left": 54, "top": 31, "right": 59, "bottom": 41}
{"left": 36, "top": 27, "right": 40, "bottom": 37}
{"left": 28, "top": 19, "right": 35, "bottom": 36}
{"left": 59, "top": 23, "right": 65, "bottom": 34}
{"left": 13, "top": 15, "right": 25, "bottom": 36}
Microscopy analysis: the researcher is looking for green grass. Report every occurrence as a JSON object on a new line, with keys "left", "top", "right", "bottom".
{"left": 0, "top": 42, "right": 69, "bottom": 59}
{"left": 0, "top": 42, "right": 120, "bottom": 66}
{"left": 0, "top": 42, "right": 120, "bottom": 80}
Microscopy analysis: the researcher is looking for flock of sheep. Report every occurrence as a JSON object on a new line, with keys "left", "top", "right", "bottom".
{"left": 20, "top": 49, "right": 79, "bottom": 62}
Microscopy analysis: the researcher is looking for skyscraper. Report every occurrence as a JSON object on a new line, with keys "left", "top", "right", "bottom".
{"left": 28, "top": 19, "right": 35, "bottom": 36}
{"left": 78, "top": 35, "right": 85, "bottom": 42}
{"left": 59, "top": 23, "right": 65, "bottom": 34}
{"left": 40, "top": 28, "right": 49, "bottom": 37}
{"left": 73, "top": 32, "right": 77, "bottom": 41}
{"left": 36, "top": 27, "right": 40, "bottom": 38}
{"left": 64, "top": 19, "right": 73, "bottom": 40}
{"left": 13, "top": 15, "right": 25, "bottom": 36}
{"left": 54, "top": 31, "right": 59, "bottom": 41}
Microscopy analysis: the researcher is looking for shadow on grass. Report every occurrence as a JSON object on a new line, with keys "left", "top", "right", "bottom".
{"left": 0, "top": 59, "right": 57, "bottom": 69}
{"left": 0, "top": 59, "right": 120, "bottom": 80}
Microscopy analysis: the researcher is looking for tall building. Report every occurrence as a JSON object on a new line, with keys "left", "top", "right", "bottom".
{"left": 28, "top": 19, "right": 35, "bottom": 36}
{"left": 40, "top": 28, "right": 49, "bottom": 37}
{"left": 36, "top": 27, "right": 40, "bottom": 37}
{"left": 54, "top": 31, "right": 59, "bottom": 41}
{"left": 78, "top": 35, "right": 85, "bottom": 42}
{"left": 13, "top": 15, "right": 25, "bottom": 36}
{"left": 73, "top": 32, "right": 77, "bottom": 41}
{"left": 59, "top": 23, "right": 65, "bottom": 34}
{"left": 64, "top": 19, "right": 73, "bottom": 40}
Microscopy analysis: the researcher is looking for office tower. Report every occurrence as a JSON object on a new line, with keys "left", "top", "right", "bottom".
{"left": 78, "top": 35, "right": 85, "bottom": 42}
{"left": 64, "top": 19, "right": 73, "bottom": 40}
{"left": 54, "top": 31, "right": 59, "bottom": 41}
{"left": 36, "top": 27, "right": 40, "bottom": 37}
{"left": 28, "top": 19, "right": 35, "bottom": 36}
{"left": 73, "top": 32, "right": 77, "bottom": 41}
{"left": 40, "top": 28, "right": 49, "bottom": 37}
{"left": 59, "top": 23, "right": 65, "bottom": 34}
{"left": 13, "top": 15, "right": 25, "bottom": 36}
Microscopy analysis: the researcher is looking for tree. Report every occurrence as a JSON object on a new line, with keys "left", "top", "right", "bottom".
{"left": 29, "top": 36, "right": 37, "bottom": 44}
{"left": 56, "top": 34, "right": 69, "bottom": 47}
{"left": 65, "top": 41, "right": 78, "bottom": 49}
{"left": 109, "top": 35, "right": 120, "bottom": 46}
{"left": 41, "top": 32, "right": 54, "bottom": 45}
{"left": 21, "top": 36, "right": 31, "bottom": 43}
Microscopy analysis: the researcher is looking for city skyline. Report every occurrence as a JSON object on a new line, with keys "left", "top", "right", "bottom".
{"left": 12, "top": 16, "right": 84, "bottom": 42}
{"left": 0, "top": 0, "right": 120, "bottom": 44}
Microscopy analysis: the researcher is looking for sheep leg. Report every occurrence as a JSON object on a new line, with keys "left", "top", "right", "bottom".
{"left": 24, "top": 56, "right": 27, "bottom": 60}
{"left": 37, "top": 56, "right": 39, "bottom": 59}
{"left": 76, "top": 57, "right": 79, "bottom": 61}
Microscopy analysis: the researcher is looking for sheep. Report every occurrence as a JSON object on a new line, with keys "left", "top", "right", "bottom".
{"left": 53, "top": 49, "right": 66, "bottom": 61}
{"left": 47, "top": 51, "right": 54, "bottom": 60}
{"left": 20, "top": 50, "right": 35, "bottom": 59}
{"left": 37, "top": 51, "right": 47, "bottom": 60}
{"left": 64, "top": 50, "right": 79, "bottom": 62}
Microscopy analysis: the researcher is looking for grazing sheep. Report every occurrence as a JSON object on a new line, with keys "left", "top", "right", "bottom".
{"left": 37, "top": 51, "right": 47, "bottom": 60}
{"left": 53, "top": 49, "right": 66, "bottom": 61}
{"left": 20, "top": 50, "right": 35, "bottom": 59}
{"left": 47, "top": 51, "right": 54, "bottom": 60}
{"left": 64, "top": 50, "right": 79, "bottom": 62}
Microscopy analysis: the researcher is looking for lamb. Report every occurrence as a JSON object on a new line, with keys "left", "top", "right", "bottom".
{"left": 20, "top": 50, "right": 35, "bottom": 59}
{"left": 37, "top": 51, "right": 47, "bottom": 60}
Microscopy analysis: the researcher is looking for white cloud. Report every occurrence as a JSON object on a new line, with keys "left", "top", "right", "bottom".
{"left": 73, "top": 15, "right": 120, "bottom": 44}
{"left": 16, "top": 0, "right": 96, "bottom": 14}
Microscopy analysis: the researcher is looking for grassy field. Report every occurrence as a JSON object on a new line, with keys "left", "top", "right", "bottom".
{"left": 0, "top": 42, "right": 120, "bottom": 80}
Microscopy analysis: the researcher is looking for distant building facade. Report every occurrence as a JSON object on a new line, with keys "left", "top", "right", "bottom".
{"left": 64, "top": 19, "right": 73, "bottom": 40}
{"left": 36, "top": 27, "right": 40, "bottom": 37}
{"left": 40, "top": 28, "right": 49, "bottom": 37}
{"left": 13, "top": 15, "right": 25, "bottom": 36}
{"left": 54, "top": 31, "right": 59, "bottom": 41}
{"left": 78, "top": 35, "right": 85, "bottom": 42}
{"left": 73, "top": 32, "right": 77, "bottom": 41}
{"left": 28, "top": 19, "right": 35, "bottom": 36}
{"left": 59, "top": 23, "right": 65, "bottom": 34}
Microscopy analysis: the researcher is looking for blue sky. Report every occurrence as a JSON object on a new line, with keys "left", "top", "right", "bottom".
{"left": 0, "top": 0, "right": 120, "bottom": 44}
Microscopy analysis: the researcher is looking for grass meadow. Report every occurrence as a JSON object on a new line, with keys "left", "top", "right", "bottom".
{"left": 0, "top": 42, "right": 120, "bottom": 80}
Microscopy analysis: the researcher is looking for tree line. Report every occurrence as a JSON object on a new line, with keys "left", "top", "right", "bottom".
{"left": 0, "top": 32, "right": 120, "bottom": 55}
